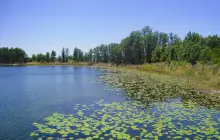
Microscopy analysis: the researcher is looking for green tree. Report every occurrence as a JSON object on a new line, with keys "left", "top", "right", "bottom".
{"left": 36, "top": 53, "right": 45, "bottom": 63}
{"left": 182, "top": 32, "right": 204, "bottom": 64}
{"left": 0, "top": 47, "right": 26, "bottom": 63}
{"left": 88, "top": 49, "right": 93, "bottom": 62}
{"left": 32, "top": 54, "right": 36, "bottom": 61}
{"left": 78, "top": 49, "right": 83, "bottom": 62}
{"left": 61, "top": 47, "right": 65, "bottom": 63}
{"left": 65, "top": 48, "right": 69, "bottom": 62}
{"left": 51, "top": 50, "right": 56, "bottom": 62}
{"left": 58, "top": 55, "right": 62, "bottom": 62}
{"left": 112, "top": 45, "right": 123, "bottom": 65}
{"left": 73, "top": 47, "right": 79, "bottom": 61}
{"left": 45, "top": 52, "right": 50, "bottom": 62}
{"left": 152, "top": 46, "right": 162, "bottom": 62}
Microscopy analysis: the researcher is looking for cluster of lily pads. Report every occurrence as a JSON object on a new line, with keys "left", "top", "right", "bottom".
{"left": 30, "top": 100, "right": 220, "bottom": 140}
{"left": 100, "top": 73, "right": 220, "bottom": 110}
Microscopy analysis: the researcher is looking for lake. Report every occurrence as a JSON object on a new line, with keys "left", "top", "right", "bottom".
{"left": 0, "top": 66, "right": 126, "bottom": 140}
{"left": 0, "top": 66, "right": 219, "bottom": 140}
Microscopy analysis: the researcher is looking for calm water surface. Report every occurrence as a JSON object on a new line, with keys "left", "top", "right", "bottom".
{"left": 0, "top": 66, "right": 125, "bottom": 140}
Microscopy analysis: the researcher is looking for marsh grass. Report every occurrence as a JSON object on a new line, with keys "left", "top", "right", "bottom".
{"left": 117, "top": 62, "right": 220, "bottom": 90}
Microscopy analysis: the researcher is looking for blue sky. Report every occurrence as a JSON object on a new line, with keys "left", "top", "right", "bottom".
{"left": 0, "top": 0, "right": 220, "bottom": 56}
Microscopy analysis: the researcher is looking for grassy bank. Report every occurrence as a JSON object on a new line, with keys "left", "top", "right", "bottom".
{"left": 140, "top": 63, "right": 220, "bottom": 90}
{"left": 90, "top": 63, "right": 220, "bottom": 91}
{"left": 107, "top": 63, "right": 220, "bottom": 91}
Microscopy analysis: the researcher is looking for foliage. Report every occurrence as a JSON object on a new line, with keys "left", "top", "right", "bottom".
{"left": 73, "top": 47, "right": 84, "bottom": 62}
{"left": 45, "top": 52, "right": 50, "bottom": 62}
{"left": 88, "top": 26, "right": 220, "bottom": 65}
{"left": 0, "top": 47, "right": 27, "bottom": 63}
{"left": 50, "top": 50, "right": 56, "bottom": 62}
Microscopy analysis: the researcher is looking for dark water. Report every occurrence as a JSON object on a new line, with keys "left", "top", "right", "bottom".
{"left": 0, "top": 66, "right": 126, "bottom": 140}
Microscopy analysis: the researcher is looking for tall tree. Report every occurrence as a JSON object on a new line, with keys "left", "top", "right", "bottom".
{"left": 61, "top": 47, "right": 65, "bottom": 63}
{"left": 152, "top": 46, "right": 162, "bottom": 62}
{"left": 73, "top": 47, "right": 79, "bottom": 61}
{"left": 58, "top": 55, "right": 62, "bottom": 62}
{"left": 182, "top": 32, "right": 204, "bottom": 64}
{"left": 51, "top": 50, "right": 56, "bottom": 62}
{"left": 65, "top": 48, "right": 69, "bottom": 62}
{"left": 88, "top": 49, "right": 93, "bottom": 62}
{"left": 32, "top": 54, "right": 36, "bottom": 61}
{"left": 45, "top": 52, "right": 50, "bottom": 62}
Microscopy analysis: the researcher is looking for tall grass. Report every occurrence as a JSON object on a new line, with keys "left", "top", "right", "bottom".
{"left": 138, "top": 62, "right": 220, "bottom": 90}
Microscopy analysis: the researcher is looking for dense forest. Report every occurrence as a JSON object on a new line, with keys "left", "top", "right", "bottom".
{"left": 0, "top": 47, "right": 27, "bottom": 63}
{"left": 1, "top": 26, "right": 220, "bottom": 65}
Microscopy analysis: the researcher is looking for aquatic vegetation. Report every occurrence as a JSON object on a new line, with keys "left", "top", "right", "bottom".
{"left": 30, "top": 72, "right": 220, "bottom": 139}
{"left": 100, "top": 73, "right": 220, "bottom": 110}
{"left": 30, "top": 100, "right": 220, "bottom": 139}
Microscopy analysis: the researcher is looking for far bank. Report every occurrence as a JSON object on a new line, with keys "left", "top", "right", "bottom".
{"left": 1, "top": 62, "right": 220, "bottom": 91}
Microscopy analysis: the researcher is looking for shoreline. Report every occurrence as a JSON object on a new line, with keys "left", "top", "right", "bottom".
{"left": 0, "top": 63, "right": 90, "bottom": 66}
{"left": 1, "top": 62, "right": 220, "bottom": 91}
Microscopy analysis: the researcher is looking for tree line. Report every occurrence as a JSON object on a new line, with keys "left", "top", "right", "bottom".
{"left": 0, "top": 47, "right": 89, "bottom": 64}
{"left": 29, "top": 47, "right": 89, "bottom": 63}
{"left": 1, "top": 26, "right": 220, "bottom": 65}
{"left": 0, "top": 47, "right": 27, "bottom": 63}
{"left": 31, "top": 50, "right": 57, "bottom": 63}
{"left": 88, "top": 26, "right": 220, "bottom": 65}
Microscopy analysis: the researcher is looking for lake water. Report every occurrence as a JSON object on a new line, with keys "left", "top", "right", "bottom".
{"left": 0, "top": 66, "right": 219, "bottom": 140}
{"left": 0, "top": 66, "right": 126, "bottom": 140}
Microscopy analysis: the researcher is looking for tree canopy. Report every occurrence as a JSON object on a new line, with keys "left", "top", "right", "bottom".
{"left": 1, "top": 26, "right": 220, "bottom": 65}
{"left": 87, "top": 26, "right": 220, "bottom": 65}
{"left": 0, "top": 47, "right": 27, "bottom": 63}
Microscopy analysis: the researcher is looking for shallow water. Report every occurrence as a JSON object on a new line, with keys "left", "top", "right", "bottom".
{"left": 0, "top": 66, "right": 219, "bottom": 140}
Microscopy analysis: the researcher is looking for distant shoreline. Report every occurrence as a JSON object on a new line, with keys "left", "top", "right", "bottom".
{"left": 0, "top": 62, "right": 90, "bottom": 66}
{"left": 0, "top": 63, "right": 113, "bottom": 69}
{"left": 1, "top": 62, "right": 220, "bottom": 90}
